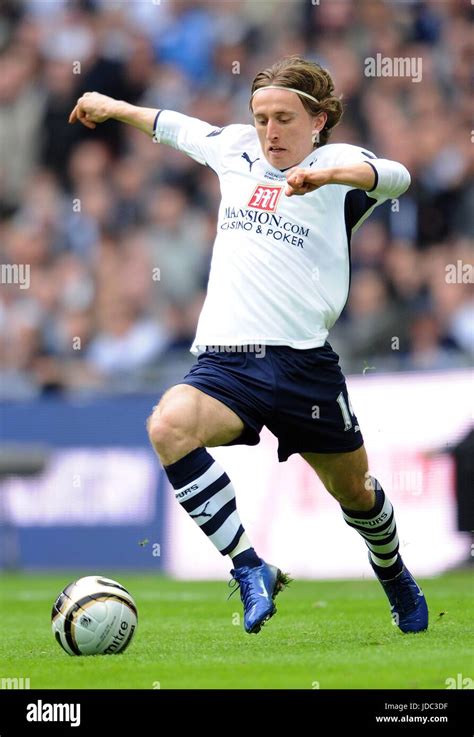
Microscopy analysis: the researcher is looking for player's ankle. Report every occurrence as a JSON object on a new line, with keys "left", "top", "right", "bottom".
{"left": 231, "top": 548, "right": 262, "bottom": 569}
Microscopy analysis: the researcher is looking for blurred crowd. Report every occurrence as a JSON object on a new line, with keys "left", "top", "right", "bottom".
{"left": 0, "top": 0, "right": 472, "bottom": 398}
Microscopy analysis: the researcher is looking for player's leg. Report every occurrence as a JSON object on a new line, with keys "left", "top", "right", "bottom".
{"left": 147, "top": 384, "right": 288, "bottom": 633}
{"left": 302, "top": 446, "right": 428, "bottom": 633}
{"left": 302, "top": 446, "right": 401, "bottom": 578}
{"left": 148, "top": 384, "right": 257, "bottom": 560}
{"left": 302, "top": 445, "right": 374, "bottom": 509}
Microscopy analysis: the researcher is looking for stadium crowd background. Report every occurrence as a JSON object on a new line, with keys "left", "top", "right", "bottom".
{"left": 0, "top": 0, "right": 472, "bottom": 398}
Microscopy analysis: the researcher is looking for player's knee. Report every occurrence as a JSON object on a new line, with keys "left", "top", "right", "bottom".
{"left": 324, "top": 473, "right": 374, "bottom": 511}
{"left": 148, "top": 410, "right": 183, "bottom": 452}
{"left": 331, "top": 476, "right": 374, "bottom": 511}
{"left": 147, "top": 400, "right": 202, "bottom": 465}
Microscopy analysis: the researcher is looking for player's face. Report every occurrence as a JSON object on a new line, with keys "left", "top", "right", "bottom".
{"left": 252, "top": 89, "right": 324, "bottom": 169}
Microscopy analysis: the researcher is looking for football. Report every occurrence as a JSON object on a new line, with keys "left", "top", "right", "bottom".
{"left": 51, "top": 576, "right": 138, "bottom": 656}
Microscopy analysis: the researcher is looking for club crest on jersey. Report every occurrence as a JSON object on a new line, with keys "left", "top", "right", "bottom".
{"left": 248, "top": 184, "right": 283, "bottom": 213}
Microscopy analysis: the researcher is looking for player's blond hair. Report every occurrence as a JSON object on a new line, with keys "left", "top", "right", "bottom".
{"left": 249, "top": 55, "right": 343, "bottom": 147}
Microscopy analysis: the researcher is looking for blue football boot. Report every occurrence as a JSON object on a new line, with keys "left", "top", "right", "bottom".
{"left": 229, "top": 560, "right": 291, "bottom": 634}
{"left": 369, "top": 555, "right": 429, "bottom": 633}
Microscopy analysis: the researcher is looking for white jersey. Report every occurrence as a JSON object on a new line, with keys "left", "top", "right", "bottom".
{"left": 153, "top": 111, "right": 410, "bottom": 355}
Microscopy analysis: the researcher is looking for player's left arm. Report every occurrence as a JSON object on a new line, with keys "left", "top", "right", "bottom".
{"left": 285, "top": 160, "right": 410, "bottom": 199}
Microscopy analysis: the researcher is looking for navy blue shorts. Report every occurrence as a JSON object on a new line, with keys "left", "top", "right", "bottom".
{"left": 180, "top": 342, "right": 364, "bottom": 462}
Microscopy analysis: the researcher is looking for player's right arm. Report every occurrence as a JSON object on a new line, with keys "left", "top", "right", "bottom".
{"left": 68, "top": 91, "right": 158, "bottom": 137}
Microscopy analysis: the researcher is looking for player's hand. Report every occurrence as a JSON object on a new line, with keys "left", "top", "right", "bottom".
{"left": 68, "top": 91, "right": 116, "bottom": 129}
{"left": 285, "top": 167, "right": 332, "bottom": 196}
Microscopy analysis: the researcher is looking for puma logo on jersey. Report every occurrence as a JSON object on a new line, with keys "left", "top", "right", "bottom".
{"left": 248, "top": 184, "right": 282, "bottom": 212}
{"left": 242, "top": 152, "right": 260, "bottom": 171}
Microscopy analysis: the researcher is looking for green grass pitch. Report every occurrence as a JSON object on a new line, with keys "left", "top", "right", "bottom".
{"left": 0, "top": 570, "right": 472, "bottom": 689}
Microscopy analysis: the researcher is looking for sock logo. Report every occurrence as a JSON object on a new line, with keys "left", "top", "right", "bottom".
{"left": 176, "top": 484, "right": 199, "bottom": 499}
{"left": 370, "top": 512, "right": 388, "bottom": 526}
{"left": 354, "top": 512, "right": 388, "bottom": 526}
{"left": 190, "top": 501, "right": 212, "bottom": 520}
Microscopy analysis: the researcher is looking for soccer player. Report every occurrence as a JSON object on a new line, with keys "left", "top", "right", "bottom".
{"left": 69, "top": 55, "right": 428, "bottom": 635}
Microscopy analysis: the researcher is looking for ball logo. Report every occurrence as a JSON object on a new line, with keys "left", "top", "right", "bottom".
{"left": 103, "top": 621, "right": 133, "bottom": 654}
{"left": 248, "top": 185, "right": 282, "bottom": 213}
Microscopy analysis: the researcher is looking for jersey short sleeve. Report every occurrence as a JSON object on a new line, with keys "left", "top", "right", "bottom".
{"left": 152, "top": 109, "right": 231, "bottom": 173}
{"left": 326, "top": 143, "right": 411, "bottom": 203}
